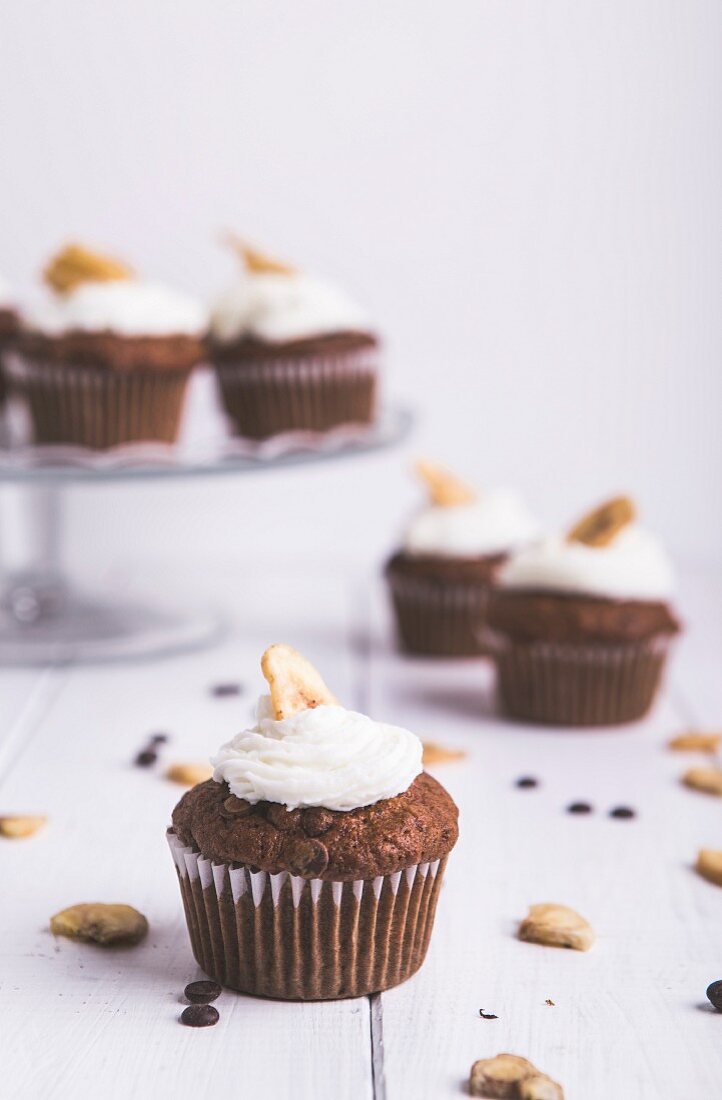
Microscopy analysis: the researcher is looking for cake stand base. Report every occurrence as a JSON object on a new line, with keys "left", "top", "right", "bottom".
{"left": 0, "top": 578, "right": 223, "bottom": 665}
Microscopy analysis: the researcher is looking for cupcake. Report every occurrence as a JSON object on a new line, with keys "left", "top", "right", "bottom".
{"left": 168, "top": 644, "right": 458, "bottom": 1000}
{"left": 0, "top": 274, "right": 21, "bottom": 406}
{"left": 9, "top": 244, "right": 206, "bottom": 448}
{"left": 208, "top": 239, "right": 379, "bottom": 439}
{"left": 487, "top": 496, "right": 681, "bottom": 726}
{"left": 385, "top": 460, "right": 539, "bottom": 656}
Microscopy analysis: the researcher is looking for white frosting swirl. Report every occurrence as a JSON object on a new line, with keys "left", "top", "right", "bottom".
{"left": 209, "top": 271, "right": 370, "bottom": 344}
{"left": 404, "top": 488, "right": 539, "bottom": 558}
{"left": 498, "top": 525, "right": 675, "bottom": 600}
{"left": 25, "top": 280, "right": 207, "bottom": 337}
{"left": 211, "top": 695, "right": 422, "bottom": 812}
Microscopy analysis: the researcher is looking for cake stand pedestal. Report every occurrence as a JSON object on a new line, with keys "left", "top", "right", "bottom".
{"left": 0, "top": 406, "right": 412, "bottom": 665}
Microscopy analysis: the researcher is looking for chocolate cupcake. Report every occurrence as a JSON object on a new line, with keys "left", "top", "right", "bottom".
{"left": 8, "top": 244, "right": 206, "bottom": 449}
{"left": 487, "top": 496, "right": 681, "bottom": 726}
{"left": 385, "top": 460, "right": 539, "bottom": 656}
{"left": 168, "top": 644, "right": 458, "bottom": 1000}
{"left": 208, "top": 240, "right": 379, "bottom": 439}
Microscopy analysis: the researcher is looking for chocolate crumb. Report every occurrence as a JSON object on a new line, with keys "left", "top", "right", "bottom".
{"left": 184, "top": 980, "right": 221, "bottom": 1004}
{"left": 478, "top": 1010, "right": 499, "bottom": 1019}
{"left": 150, "top": 733, "right": 169, "bottom": 745}
{"left": 211, "top": 683, "right": 243, "bottom": 698}
{"left": 301, "top": 807, "right": 334, "bottom": 837}
{"left": 515, "top": 776, "right": 538, "bottom": 789}
{"left": 266, "top": 804, "right": 302, "bottom": 832}
{"left": 223, "top": 796, "right": 252, "bottom": 817}
{"left": 285, "top": 837, "right": 329, "bottom": 876}
{"left": 567, "top": 801, "right": 593, "bottom": 815}
{"left": 134, "top": 749, "right": 157, "bottom": 768}
{"left": 545, "top": 998, "right": 555, "bottom": 1006}
{"left": 609, "top": 806, "right": 635, "bottom": 820}
{"left": 706, "top": 980, "right": 722, "bottom": 1011}
{"left": 180, "top": 1004, "right": 219, "bottom": 1027}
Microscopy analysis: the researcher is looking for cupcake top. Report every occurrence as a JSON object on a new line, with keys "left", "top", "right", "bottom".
{"left": 403, "top": 459, "right": 539, "bottom": 558}
{"left": 172, "top": 645, "right": 458, "bottom": 879}
{"left": 24, "top": 244, "right": 206, "bottom": 337}
{"left": 209, "top": 239, "right": 371, "bottom": 346}
{"left": 498, "top": 496, "right": 674, "bottom": 601}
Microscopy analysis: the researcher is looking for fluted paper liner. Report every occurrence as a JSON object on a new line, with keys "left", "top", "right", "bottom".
{"left": 168, "top": 831, "right": 446, "bottom": 1001}
{"left": 214, "top": 348, "right": 377, "bottom": 440}
{"left": 387, "top": 569, "right": 492, "bottom": 657}
{"left": 488, "top": 633, "right": 673, "bottom": 726}
{"left": 7, "top": 355, "right": 192, "bottom": 448}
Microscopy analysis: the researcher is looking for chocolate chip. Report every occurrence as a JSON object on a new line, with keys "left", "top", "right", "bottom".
{"left": 609, "top": 806, "right": 635, "bottom": 820}
{"left": 515, "top": 776, "right": 538, "bottom": 789}
{"left": 184, "top": 980, "right": 221, "bottom": 1004}
{"left": 286, "top": 837, "right": 329, "bottom": 876}
{"left": 567, "top": 801, "right": 593, "bottom": 814}
{"left": 211, "top": 683, "right": 243, "bottom": 698}
{"left": 706, "top": 980, "right": 722, "bottom": 1011}
{"left": 134, "top": 749, "right": 157, "bottom": 767}
{"left": 301, "top": 807, "right": 334, "bottom": 837}
{"left": 266, "top": 804, "right": 302, "bottom": 831}
{"left": 180, "top": 1004, "right": 219, "bottom": 1027}
{"left": 223, "top": 796, "right": 252, "bottom": 816}
{"left": 478, "top": 1010, "right": 498, "bottom": 1019}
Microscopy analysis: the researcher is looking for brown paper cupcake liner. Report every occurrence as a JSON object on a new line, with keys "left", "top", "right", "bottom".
{"left": 214, "top": 349, "right": 377, "bottom": 440}
{"left": 5, "top": 354, "right": 192, "bottom": 449}
{"left": 386, "top": 570, "right": 492, "bottom": 656}
{"left": 487, "top": 632, "right": 673, "bottom": 726}
{"left": 168, "top": 831, "right": 446, "bottom": 1001}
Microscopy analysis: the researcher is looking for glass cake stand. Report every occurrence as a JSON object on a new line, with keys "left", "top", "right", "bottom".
{"left": 0, "top": 405, "right": 412, "bottom": 665}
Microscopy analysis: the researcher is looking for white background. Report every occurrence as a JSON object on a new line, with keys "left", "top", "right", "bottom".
{"left": 0, "top": 0, "right": 721, "bottom": 572}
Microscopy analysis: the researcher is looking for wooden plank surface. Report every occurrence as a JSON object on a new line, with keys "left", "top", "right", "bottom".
{"left": 0, "top": 561, "right": 720, "bottom": 1099}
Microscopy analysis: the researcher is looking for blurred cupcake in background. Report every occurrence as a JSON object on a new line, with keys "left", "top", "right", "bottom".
{"left": 385, "top": 460, "right": 539, "bottom": 657}
{"left": 487, "top": 496, "right": 681, "bottom": 726}
{"left": 9, "top": 244, "right": 206, "bottom": 449}
{"left": 208, "top": 238, "right": 379, "bottom": 439}
{"left": 0, "top": 273, "right": 21, "bottom": 407}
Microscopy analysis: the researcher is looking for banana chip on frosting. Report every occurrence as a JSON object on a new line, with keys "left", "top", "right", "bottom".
{"left": 222, "top": 232, "right": 296, "bottom": 276}
{"left": 43, "top": 243, "right": 133, "bottom": 293}
{"left": 415, "top": 459, "right": 476, "bottom": 508}
{"left": 261, "top": 644, "right": 337, "bottom": 720}
{"left": 567, "top": 495, "right": 636, "bottom": 547}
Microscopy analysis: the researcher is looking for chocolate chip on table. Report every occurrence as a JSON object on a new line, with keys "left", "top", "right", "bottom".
{"left": 609, "top": 806, "right": 636, "bottom": 820}
{"left": 223, "top": 795, "right": 252, "bottom": 816}
{"left": 180, "top": 1004, "right": 219, "bottom": 1027}
{"left": 479, "top": 1009, "right": 499, "bottom": 1019}
{"left": 134, "top": 749, "right": 157, "bottom": 768}
{"left": 184, "top": 980, "right": 221, "bottom": 1005}
{"left": 286, "top": 837, "right": 329, "bottom": 876}
{"left": 211, "top": 683, "right": 243, "bottom": 698}
{"left": 567, "top": 801, "right": 593, "bottom": 815}
{"left": 706, "top": 980, "right": 722, "bottom": 1011}
{"left": 301, "top": 807, "right": 334, "bottom": 837}
{"left": 516, "top": 777, "right": 539, "bottom": 789}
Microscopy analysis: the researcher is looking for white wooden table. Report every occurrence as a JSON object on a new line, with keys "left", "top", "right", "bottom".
{"left": 1, "top": 560, "right": 721, "bottom": 1100}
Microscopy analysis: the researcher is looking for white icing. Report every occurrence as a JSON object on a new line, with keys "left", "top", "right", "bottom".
{"left": 404, "top": 488, "right": 540, "bottom": 558}
{"left": 211, "top": 695, "right": 422, "bottom": 812}
{"left": 209, "top": 271, "right": 369, "bottom": 344}
{"left": 497, "top": 524, "right": 675, "bottom": 600}
{"left": 25, "top": 280, "right": 207, "bottom": 337}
